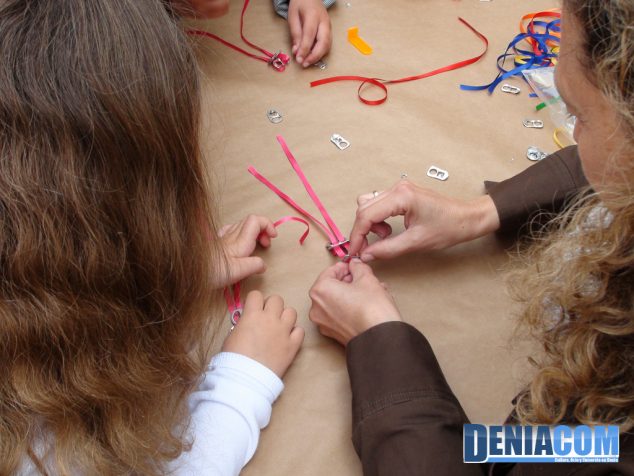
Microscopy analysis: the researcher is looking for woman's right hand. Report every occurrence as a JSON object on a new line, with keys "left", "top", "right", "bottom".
{"left": 222, "top": 291, "right": 304, "bottom": 378}
{"left": 309, "top": 259, "right": 402, "bottom": 346}
{"left": 347, "top": 180, "right": 501, "bottom": 262}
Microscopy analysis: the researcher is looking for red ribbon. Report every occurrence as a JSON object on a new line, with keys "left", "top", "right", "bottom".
{"left": 187, "top": 0, "right": 290, "bottom": 72}
{"left": 310, "top": 17, "right": 489, "bottom": 105}
{"left": 249, "top": 136, "right": 349, "bottom": 258}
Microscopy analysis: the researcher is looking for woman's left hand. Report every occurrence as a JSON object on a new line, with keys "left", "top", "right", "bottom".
{"left": 309, "top": 259, "right": 402, "bottom": 346}
{"left": 217, "top": 215, "right": 278, "bottom": 288}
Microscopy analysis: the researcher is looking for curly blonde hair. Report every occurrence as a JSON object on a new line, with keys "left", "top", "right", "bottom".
{"left": 0, "top": 0, "right": 225, "bottom": 474}
{"left": 511, "top": 0, "right": 634, "bottom": 430}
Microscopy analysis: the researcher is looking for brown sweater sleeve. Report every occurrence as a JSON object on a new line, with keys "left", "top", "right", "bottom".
{"left": 346, "top": 321, "right": 486, "bottom": 476}
{"left": 346, "top": 322, "right": 634, "bottom": 476}
{"left": 485, "top": 145, "right": 589, "bottom": 234}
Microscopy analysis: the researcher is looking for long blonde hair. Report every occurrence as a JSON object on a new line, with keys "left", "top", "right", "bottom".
{"left": 511, "top": 0, "right": 634, "bottom": 430}
{"left": 0, "top": 0, "right": 225, "bottom": 473}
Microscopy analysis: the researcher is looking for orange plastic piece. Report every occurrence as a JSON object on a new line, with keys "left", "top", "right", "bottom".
{"left": 347, "top": 26, "right": 373, "bottom": 55}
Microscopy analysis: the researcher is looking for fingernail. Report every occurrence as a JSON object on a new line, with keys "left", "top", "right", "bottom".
{"left": 361, "top": 253, "right": 374, "bottom": 262}
{"left": 302, "top": 61, "right": 310, "bottom": 68}
{"left": 292, "top": 45, "right": 298, "bottom": 54}
{"left": 296, "top": 55, "right": 304, "bottom": 63}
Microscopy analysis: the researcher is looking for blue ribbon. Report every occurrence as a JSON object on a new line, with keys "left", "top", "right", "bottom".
{"left": 461, "top": 18, "right": 561, "bottom": 94}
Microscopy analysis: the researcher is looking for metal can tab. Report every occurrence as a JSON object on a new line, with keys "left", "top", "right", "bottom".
{"left": 527, "top": 146, "right": 548, "bottom": 161}
{"left": 426, "top": 166, "right": 449, "bottom": 181}
{"left": 330, "top": 134, "right": 350, "bottom": 150}
{"left": 269, "top": 51, "right": 290, "bottom": 71}
{"left": 266, "top": 109, "right": 283, "bottom": 124}
{"left": 501, "top": 84, "right": 521, "bottom": 94}
{"left": 523, "top": 119, "right": 545, "bottom": 129}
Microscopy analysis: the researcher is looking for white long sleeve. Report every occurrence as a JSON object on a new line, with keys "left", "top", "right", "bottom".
{"left": 169, "top": 352, "right": 284, "bottom": 476}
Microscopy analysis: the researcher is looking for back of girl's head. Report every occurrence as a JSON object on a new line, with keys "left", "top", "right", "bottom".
{"left": 0, "top": 1, "right": 224, "bottom": 473}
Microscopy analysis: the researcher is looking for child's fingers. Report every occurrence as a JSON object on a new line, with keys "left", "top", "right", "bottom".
{"left": 288, "top": 7, "right": 302, "bottom": 55}
{"left": 257, "top": 219, "right": 277, "bottom": 248}
{"left": 295, "top": 17, "right": 318, "bottom": 65}
{"left": 242, "top": 215, "right": 277, "bottom": 240}
{"left": 243, "top": 290, "right": 265, "bottom": 314}
{"left": 219, "top": 223, "right": 237, "bottom": 237}
{"left": 280, "top": 307, "right": 298, "bottom": 329}
{"left": 264, "top": 294, "right": 284, "bottom": 317}
{"left": 231, "top": 256, "right": 266, "bottom": 283}
{"left": 289, "top": 326, "right": 305, "bottom": 351}
{"left": 302, "top": 21, "right": 331, "bottom": 66}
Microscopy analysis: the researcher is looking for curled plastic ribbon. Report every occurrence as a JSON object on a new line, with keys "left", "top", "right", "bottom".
{"left": 460, "top": 10, "right": 561, "bottom": 94}
{"left": 310, "top": 17, "right": 489, "bottom": 106}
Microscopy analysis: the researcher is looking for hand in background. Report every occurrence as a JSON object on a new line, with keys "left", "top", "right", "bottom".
{"left": 309, "top": 260, "right": 402, "bottom": 346}
{"left": 217, "top": 215, "right": 278, "bottom": 288}
{"left": 348, "top": 181, "right": 501, "bottom": 262}
{"left": 288, "top": 0, "right": 332, "bottom": 67}
{"left": 222, "top": 291, "right": 304, "bottom": 378}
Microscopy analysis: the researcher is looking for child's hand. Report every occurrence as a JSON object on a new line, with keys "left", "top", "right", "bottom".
{"left": 222, "top": 291, "right": 305, "bottom": 378}
{"left": 288, "top": 0, "right": 332, "bottom": 67}
{"left": 218, "top": 215, "right": 278, "bottom": 288}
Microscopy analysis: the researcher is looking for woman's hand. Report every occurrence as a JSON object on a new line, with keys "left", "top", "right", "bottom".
{"left": 309, "top": 259, "right": 402, "bottom": 346}
{"left": 222, "top": 291, "right": 304, "bottom": 378}
{"left": 348, "top": 180, "right": 501, "bottom": 262}
{"left": 217, "top": 215, "right": 277, "bottom": 288}
{"left": 288, "top": 0, "right": 332, "bottom": 67}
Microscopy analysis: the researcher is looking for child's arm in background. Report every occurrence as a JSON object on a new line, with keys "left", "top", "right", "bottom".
{"left": 171, "top": 0, "right": 333, "bottom": 68}
{"left": 274, "top": 0, "right": 334, "bottom": 67}
{"left": 170, "top": 215, "right": 304, "bottom": 476}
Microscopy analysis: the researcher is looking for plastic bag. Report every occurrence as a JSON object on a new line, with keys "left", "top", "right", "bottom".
{"left": 522, "top": 66, "right": 576, "bottom": 143}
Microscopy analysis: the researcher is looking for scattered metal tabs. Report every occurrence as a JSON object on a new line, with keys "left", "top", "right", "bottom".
{"left": 523, "top": 119, "right": 544, "bottom": 129}
{"left": 345, "top": 2, "right": 351, "bottom": 6}
{"left": 527, "top": 146, "right": 548, "bottom": 161}
{"left": 400, "top": 173, "right": 408, "bottom": 179}
{"left": 314, "top": 60, "right": 327, "bottom": 70}
{"left": 266, "top": 109, "right": 283, "bottom": 124}
{"left": 426, "top": 166, "right": 449, "bottom": 181}
{"left": 330, "top": 134, "right": 350, "bottom": 150}
{"left": 501, "top": 84, "right": 521, "bottom": 94}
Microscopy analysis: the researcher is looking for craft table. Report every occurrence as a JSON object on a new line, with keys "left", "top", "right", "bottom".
{"left": 189, "top": 1, "right": 559, "bottom": 473}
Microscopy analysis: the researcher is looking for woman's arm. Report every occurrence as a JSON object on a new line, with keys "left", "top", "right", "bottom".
{"left": 485, "top": 145, "right": 589, "bottom": 234}
{"left": 347, "top": 146, "right": 589, "bottom": 261}
{"left": 347, "top": 321, "right": 487, "bottom": 476}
